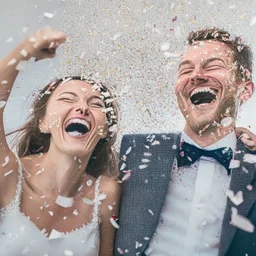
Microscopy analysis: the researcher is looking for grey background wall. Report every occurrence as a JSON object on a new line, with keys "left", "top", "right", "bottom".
{"left": 1, "top": 0, "right": 256, "bottom": 145}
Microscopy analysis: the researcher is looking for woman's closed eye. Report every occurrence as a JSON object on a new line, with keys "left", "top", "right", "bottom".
{"left": 89, "top": 98, "right": 104, "bottom": 108}
{"left": 57, "top": 97, "right": 75, "bottom": 102}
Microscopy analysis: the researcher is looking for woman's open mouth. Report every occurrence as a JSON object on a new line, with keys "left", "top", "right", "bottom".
{"left": 65, "top": 118, "right": 90, "bottom": 137}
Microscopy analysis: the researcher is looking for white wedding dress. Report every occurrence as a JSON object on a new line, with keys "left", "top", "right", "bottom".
{"left": 0, "top": 157, "right": 101, "bottom": 256}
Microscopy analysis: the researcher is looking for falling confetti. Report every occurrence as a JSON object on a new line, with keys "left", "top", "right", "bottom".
{"left": 110, "top": 216, "right": 120, "bottom": 229}
{"left": 44, "top": 12, "right": 55, "bottom": 19}
{"left": 231, "top": 207, "right": 254, "bottom": 233}
{"left": 2, "top": 156, "right": 9, "bottom": 167}
{"left": 249, "top": 16, "right": 256, "bottom": 26}
{"left": 226, "top": 190, "right": 244, "bottom": 205}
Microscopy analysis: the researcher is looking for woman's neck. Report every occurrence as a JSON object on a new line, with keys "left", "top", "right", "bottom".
{"left": 26, "top": 147, "right": 91, "bottom": 198}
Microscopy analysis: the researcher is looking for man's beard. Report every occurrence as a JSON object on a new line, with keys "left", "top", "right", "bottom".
{"left": 183, "top": 92, "right": 238, "bottom": 136}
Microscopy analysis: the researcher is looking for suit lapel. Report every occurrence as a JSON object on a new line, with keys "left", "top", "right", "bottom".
{"left": 219, "top": 141, "right": 256, "bottom": 256}
{"left": 139, "top": 133, "right": 181, "bottom": 255}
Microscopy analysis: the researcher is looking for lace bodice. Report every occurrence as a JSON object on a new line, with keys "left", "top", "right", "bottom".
{"left": 0, "top": 157, "right": 102, "bottom": 256}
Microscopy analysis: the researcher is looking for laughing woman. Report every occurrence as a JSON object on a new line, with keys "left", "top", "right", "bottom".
{"left": 0, "top": 27, "right": 120, "bottom": 256}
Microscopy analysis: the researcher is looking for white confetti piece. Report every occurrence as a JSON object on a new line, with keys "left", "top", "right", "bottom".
{"left": 144, "top": 237, "right": 150, "bottom": 240}
{"left": 145, "top": 247, "right": 153, "bottom": 255}
{"left": 44, "top": 12, "right": 55, "bottom": 19}
{"left": 143, "top": 152, "right": 152, "bottom": 157}
{"left": 139, "top": 164, "right": 148, "bottom": 169}
{"left": 20, "top": 49, "right": 28, "bottom": 57}
{"left": 135, "top": 241, "right": 143, "bottom": 249}
{"left": 108, "top": 205, "right": 113, "bottom": 210}
{"left": 247, "top": 184, "right": 253, "bottom": 191}
{"left": 231, "top": 207, "right": 254, "bottom": 233}
{"left": 249, "top": 16, "right": 256, "bottom": 26}
{"left": 110, "top": 217, "right": 119, "bottom": 229}
{"left": 243, "top": 154, "right": 256, "bottom": 163}
{"left": 22, "top": 27, "right": 29, "bottom": 33}
{"left": 229, "top": 5, "right": 236, "bottom": 9}
{"left": 2, "top": 156, "right": 9, "bottom": 167}
{"left": 122, "top": 170, "right": 131, "bottom": 181}
{"left": 55, "top": 195, "right": 74, "bottom": 208}
{"left": 151, "top": 140, "right": 160, "bottom": 145}
{"left": 226, "top": 190, "right": 244, "bottom": 206}
{"left": 112, "top": 32, "right": 123, "bottom": 41}
{"left": 117, "top": 248, "right": 124, "bottom": 254}
{"left": 7, "top": 58, "right": 17, "bottom": 66}
{"left": 220, "top": 117, "right": 233, "bottom": 127}
{"left": 49, "top": 229, "right": 65, "bottom": 239}
{"left": 86, "top": 179, "right": 92, "bottom": 186}
{"left": 160, "top": 42, "right": 170, "bottom": 51}
{"left": 207, "top": 0, "right": 214, "bottom": 5}
{"left": 148, "top": 209, "right": 154, "bottom": 216}
{"left": 164, "top": 52, "right": 180, "bottom": 58}
{"left": 64, "top": 250, "right": 74, "bottom": 256}
{"left": 15, "top": 60, "right": 27, "bottom": 71}
{"left": 73, "top": 209, "right": 78, "bottom": 215}
{"left": 48, "top": 211, "right": 54, "bottom": 216}
{"left": 125, "top": 146, "right": 132, "bottom": 155}
{"left": 229, "top": 159, "right": 240, "bottom": 169}
{"left": 1, "top": 80, "right": 8, "bottom": 85}
{"left": 4, "top": 170, "right": 13, "bottom": 177}
{"left": 141, "top": 158, "right": 150, "bottom": 163}
{"left": 98, "top": 193, "right": 107, "bottom": 201}
{"left": 120, "top": 163, "right": 126, "bottom": 171}
{"left": 79, "top": 52, "right": 86, "bottom": 59}
{"left": 6, "top": 37, "right": 13, "bottom": 43}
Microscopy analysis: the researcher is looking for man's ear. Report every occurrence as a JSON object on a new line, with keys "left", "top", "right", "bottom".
{"left": 239, "top": 81, "right": 254, "bottom": 104}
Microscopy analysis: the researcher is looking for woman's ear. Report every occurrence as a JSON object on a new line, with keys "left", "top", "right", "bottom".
{"left": 239, "top": 81, "right": 254, "bottom": 104}
{"left": 39, "top": 119, "right": 50, "bottom": 133}
{"left": 98, "top": 124, "right": 108, "bottom": 139}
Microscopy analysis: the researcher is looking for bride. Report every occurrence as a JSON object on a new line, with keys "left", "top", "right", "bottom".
{"left": 0, "top": 27, "right": 120, "bottom": 256}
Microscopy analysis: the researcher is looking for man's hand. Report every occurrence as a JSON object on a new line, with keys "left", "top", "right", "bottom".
{"left": 235, "top": 127, "right": 256, "bottom": 151}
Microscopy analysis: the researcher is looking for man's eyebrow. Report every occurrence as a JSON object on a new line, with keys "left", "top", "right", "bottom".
{"left": 204, "top": 57, "right": 226, "bottom": 65}
{"left": 178, "top": 60, "right": 193, "bottom": 70}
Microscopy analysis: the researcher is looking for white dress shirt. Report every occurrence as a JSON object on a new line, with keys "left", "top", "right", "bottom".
{"left": 147, "top": 131, "right": 237, "bottom": 256}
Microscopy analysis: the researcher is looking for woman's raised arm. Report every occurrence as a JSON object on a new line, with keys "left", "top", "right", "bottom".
{"left": 0, "top": 27, "right": 66, "bottom": 206}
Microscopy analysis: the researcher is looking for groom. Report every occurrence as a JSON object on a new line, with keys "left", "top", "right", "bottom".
{"left": 115, "top": 27, "right": 256, "bottom": 256}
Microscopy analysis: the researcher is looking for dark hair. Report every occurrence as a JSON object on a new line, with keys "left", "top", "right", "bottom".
{"left": 187, "top": 27, "right": 253, "bottom": 81}
{"left": 14, "top": 76, "right": 119, "bottom": 178}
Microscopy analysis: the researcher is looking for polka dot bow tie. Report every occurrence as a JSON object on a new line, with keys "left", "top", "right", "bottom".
{"left": 177, "top": 141, "right": 233, "bottom": 175}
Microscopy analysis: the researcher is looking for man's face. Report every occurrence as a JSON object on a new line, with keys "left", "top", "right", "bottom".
{"left": 175, "top": 40, "right": 242, "bottom": 135}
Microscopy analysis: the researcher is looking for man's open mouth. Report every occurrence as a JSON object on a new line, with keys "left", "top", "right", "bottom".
{"left": 65, "top": 118, "right": 90, "bottom": 137}
{"left": 190, "top": 87, "right": 217, "bottom": 106}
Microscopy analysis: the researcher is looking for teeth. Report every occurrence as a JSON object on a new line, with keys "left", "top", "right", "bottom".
{"left": 67, "top": 131, "right": 84, "bottom": 137}
{"left": 191, "top": 87, "right": 217, "bottom": 97}
{"left": 66, "top": 118, "right": 90, "bottom": 129}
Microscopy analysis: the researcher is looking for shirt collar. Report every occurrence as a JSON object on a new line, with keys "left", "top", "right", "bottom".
{"left": 181, "top": 131, "right": 237, "bottom": 152}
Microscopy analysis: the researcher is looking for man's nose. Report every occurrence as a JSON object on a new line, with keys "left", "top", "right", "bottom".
{"left": 190, "top": 67, "right": 208, "bottom": 85}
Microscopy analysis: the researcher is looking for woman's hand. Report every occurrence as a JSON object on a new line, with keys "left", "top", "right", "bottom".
{"left": 25, "top": 27, "right": 67, "bottom": 61}
{"left": 235, "top": 127, "right": 256, "bottom": 151}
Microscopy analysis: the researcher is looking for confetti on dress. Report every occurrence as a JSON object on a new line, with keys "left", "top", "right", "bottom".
{"left": 229, "top": 159, "right": 240, "bottom": 169}
{"left": 231, "top": 207, "right": 254, "bottom": 233}
{"left": 226, "top": 190, "right": 244, "bottom": 206}
{"left": 55, "top": 195, "right": 74, "bottom": 208}
{"left": 122, "top": 170, "right": 132, "bottom": 181}
{"left": 148, "top": 209, "right": 154, "bottom": 216}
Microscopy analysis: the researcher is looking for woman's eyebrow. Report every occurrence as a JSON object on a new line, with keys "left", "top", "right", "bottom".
{"left": 58, "top": 92, "right": 78, "bottom": 97}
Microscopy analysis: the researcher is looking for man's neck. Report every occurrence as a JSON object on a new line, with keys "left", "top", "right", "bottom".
{"left": 183, "top": 124, "right": 235, "bottom": 148}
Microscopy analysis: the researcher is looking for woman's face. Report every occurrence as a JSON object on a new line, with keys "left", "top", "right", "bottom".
{"left": 40, "top": 80, "right": 108, "bottom": 158}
